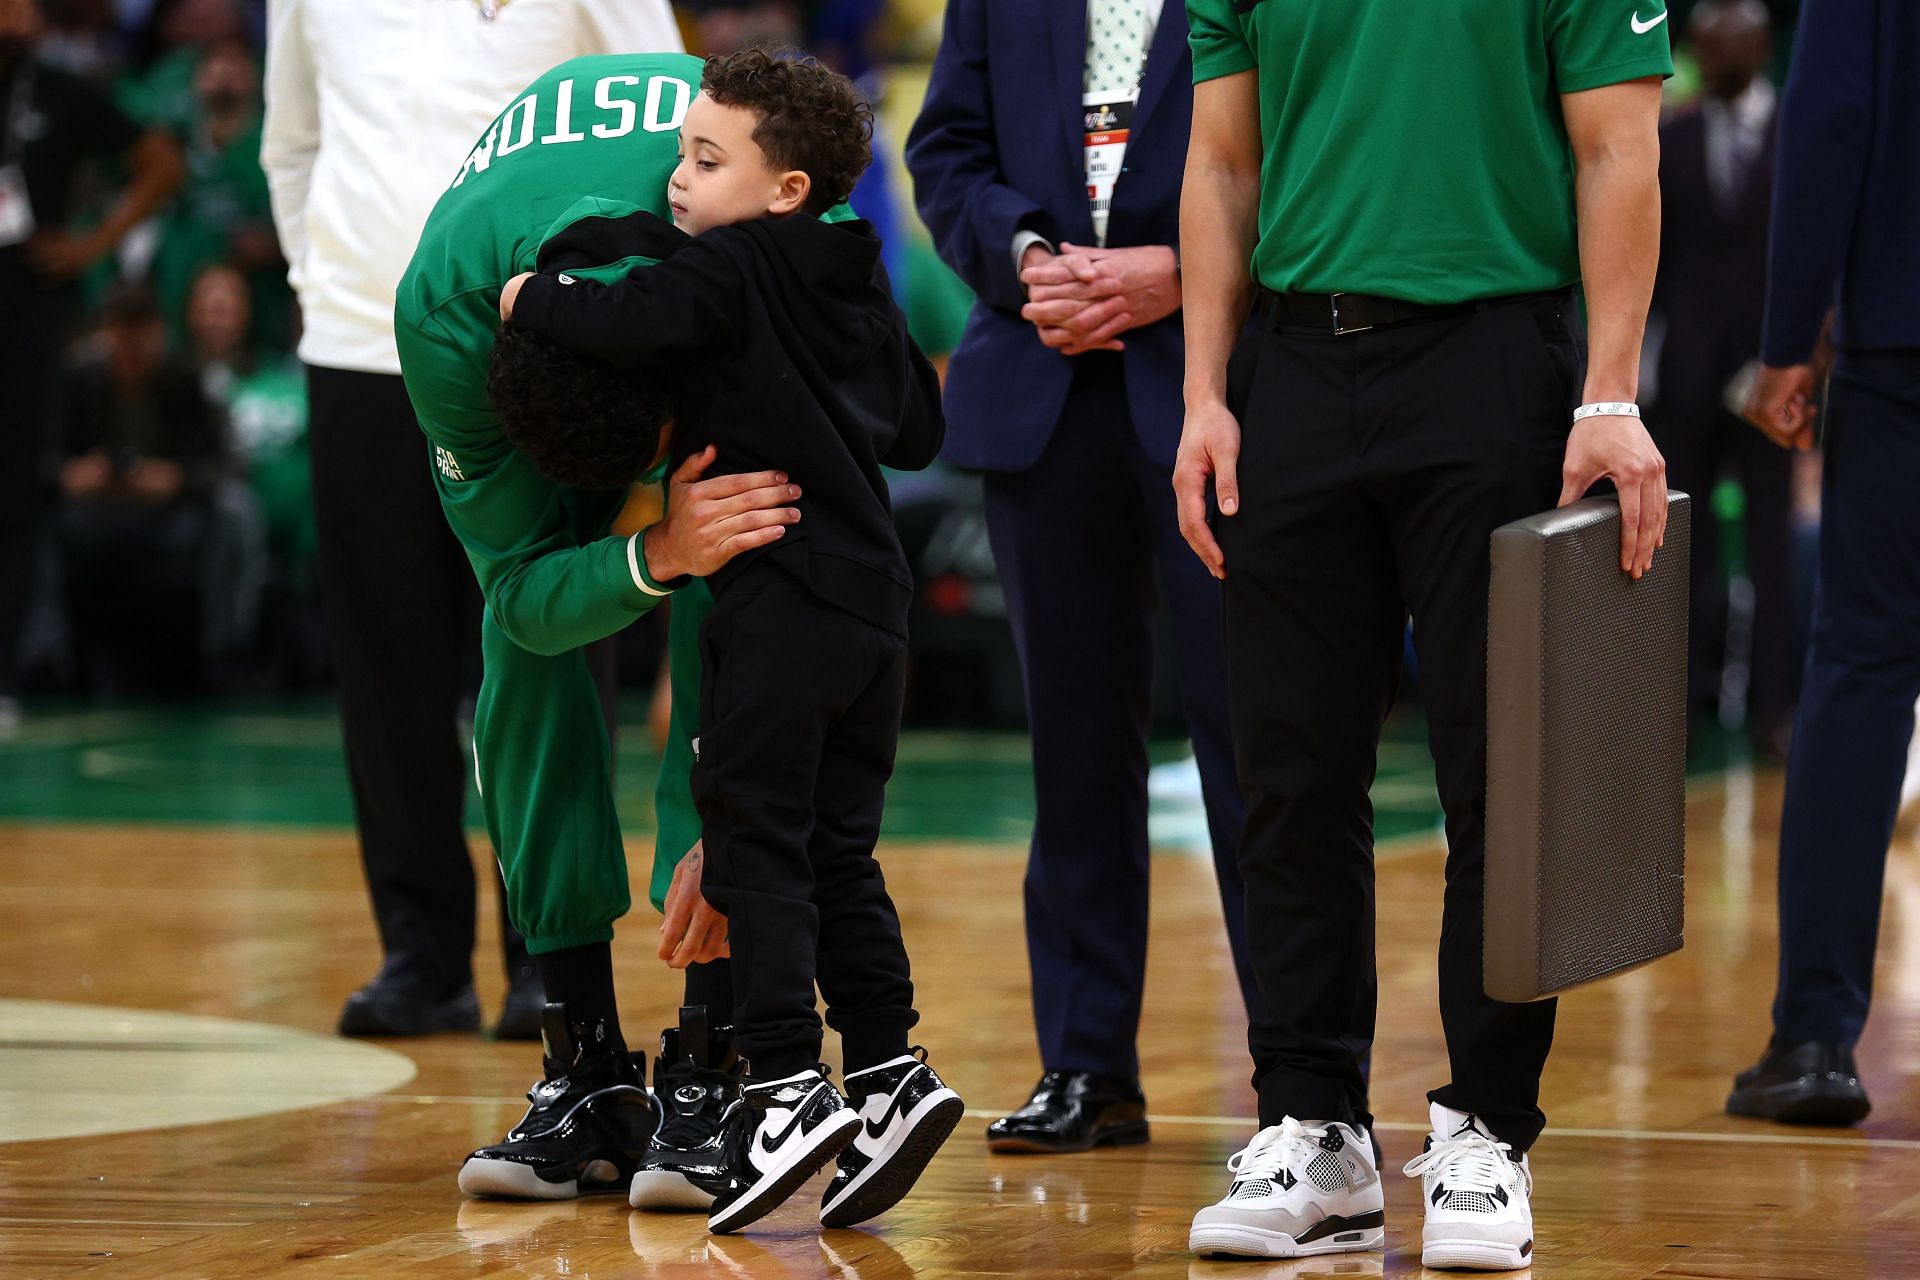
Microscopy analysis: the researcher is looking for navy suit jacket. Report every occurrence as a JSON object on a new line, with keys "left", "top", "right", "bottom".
{"left": 1653, "top": 103, "right": 1776, "bottom": 415}
{"left": 905, "top": 0, "right": 1193, "bottom": 472}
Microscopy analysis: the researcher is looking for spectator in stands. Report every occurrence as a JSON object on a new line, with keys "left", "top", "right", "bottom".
{"left": 118, "top": 0, "right": 247, "bottom": 129}
{"left": 57, "top": 284, "right": 225, "bottom": 692}
{"left": 188, "top": 260, "right": 311, "bottom": 603}
{"left": 0, "top": 0, "right": 183, "bottom": 728}
{"left": 154, "top": 39, "right": 283, "bottom": 349}
{"left": 1652, "top": 0, "right": 1794, "bottom": 754}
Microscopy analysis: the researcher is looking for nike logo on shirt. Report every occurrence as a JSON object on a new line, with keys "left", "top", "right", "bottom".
{"left": 1631, "top": 9, "right": 1668, "bottom": 34}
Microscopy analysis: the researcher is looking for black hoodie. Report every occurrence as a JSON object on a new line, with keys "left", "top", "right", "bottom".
{"left": 512, "top": 210, "right": 944, "bottom": 637}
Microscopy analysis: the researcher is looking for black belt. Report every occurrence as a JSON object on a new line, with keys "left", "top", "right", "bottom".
{"left": 1255, "top": 288, "right": 1569, "bottom": 337}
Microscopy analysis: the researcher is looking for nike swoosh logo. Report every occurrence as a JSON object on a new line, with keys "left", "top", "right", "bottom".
{"left": 864, "top": 1085, "right": 918, "bottom": 1140}
{"left": 1630, "top": 10, "right": 1667, "bottom": 34}
{"left": 759, "top": 1093, "right": 818, "bottom": 1154}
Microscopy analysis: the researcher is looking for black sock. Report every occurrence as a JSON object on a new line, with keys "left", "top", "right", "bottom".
{"left": 840, "top": 1023, "right": 913, "bottom": 1077}
{"left": 533, "top": 941, "right": 622, "bottom": 1048}
{"left": 682, "top": 957, "right": 733, "bottom": 1017}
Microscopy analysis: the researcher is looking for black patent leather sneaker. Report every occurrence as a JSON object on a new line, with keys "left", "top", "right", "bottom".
{"left": 706, "top": 1065, "right": 860, "bottom": 1234}
{"left": 1727, "top": 1041, "right": 1872, "bottom": 1125}
{"left": 338, "top": 956, "right": 480, "bottom": 1037}
{"left": 985, "top": 1070, "right": 1148, "bottom": 1153}
{"left": 821, "top": 1047, "right": 965, "bottom": 1228}
{"left": 458, "top": 1003, "right": 656, "bottom": 1199}
{"left": 629, "top": 1005, "right": 742, "bottom": 1212}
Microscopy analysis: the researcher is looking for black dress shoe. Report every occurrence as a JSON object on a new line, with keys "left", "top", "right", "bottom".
{"left": 493, "top": 959, "right": 545, "bottom": 1041}
{"left": 986, "top": 1071, "right": 1148, "bottom": 1153}
{"left": 338, "top": 959, "right": 481, "bottom": 1037}
{"left": 1727, "top": 1041, "right": 1871, "bottom": 1125}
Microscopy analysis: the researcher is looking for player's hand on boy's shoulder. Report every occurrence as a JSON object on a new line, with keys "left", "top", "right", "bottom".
{"left": 499, "top": 271, "right": 535, "bottom": 322}
{"left": 640, "top": 445, "right": 803, "bottom": 583}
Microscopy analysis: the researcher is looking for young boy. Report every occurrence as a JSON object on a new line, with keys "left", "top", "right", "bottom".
{"left": 500, "top": 49, "right": 960, "bottom": 1235}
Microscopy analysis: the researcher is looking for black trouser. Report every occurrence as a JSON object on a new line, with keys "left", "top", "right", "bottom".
{"left": 0, "top": 288, "right": 73, "bottom": 700}
{"left": 1219, "top": 295, "right": 1576, "bottom": 1153}
{"left": 694, "top": 578, "right": 917, "bottom": 1079}
{"left": 307, "top": 366, "right": 622, "bottom": 994}
{"left": 1654, "top": 396, "right": 1796, "bottom": 732}
{"left": 1773, "top": 349, "right": 1920, "bottom": 1047}
{"left": 982, "top": 353, "right": 1262, "bottom": 1079}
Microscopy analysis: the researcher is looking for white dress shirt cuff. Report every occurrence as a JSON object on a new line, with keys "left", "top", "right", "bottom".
{"left": 1012, "top": 229, "right": 1055, "bottom": 293}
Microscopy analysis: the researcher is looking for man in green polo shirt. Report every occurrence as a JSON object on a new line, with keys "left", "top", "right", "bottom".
{"left": 1173, "top": 0, "right": 1672, "bottom": 1269}
{"left": 394, "top": 51, "right": 800, "bottom": 1204}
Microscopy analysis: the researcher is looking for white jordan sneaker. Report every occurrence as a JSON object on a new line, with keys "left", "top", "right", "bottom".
{"left": 1402, "top": 1103, "right": 1535, "bottom": 1271}
{"left": 1189, "top": 1117, "right": 1386, "bottom": 1259}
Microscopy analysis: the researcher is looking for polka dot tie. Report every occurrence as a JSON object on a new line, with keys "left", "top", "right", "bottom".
{"left": 1084, "top": 0, "right": 1149, "bottom": 97}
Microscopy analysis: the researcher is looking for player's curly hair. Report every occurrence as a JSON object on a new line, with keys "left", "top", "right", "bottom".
{"left": 700, "top": 47, "right": 873, "bottom": 216}
{"left": 488, "top": 325, "right": 672, "bottom": 491}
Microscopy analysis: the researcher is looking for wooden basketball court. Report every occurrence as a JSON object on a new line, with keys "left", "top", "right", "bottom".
{"left": 3, "top": 711, "right": 1918, "bottom": 1278}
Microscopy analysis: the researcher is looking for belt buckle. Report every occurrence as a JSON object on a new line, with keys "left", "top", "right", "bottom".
{"left": 1329, "top": 293, "right": 1373, "bottom": 336}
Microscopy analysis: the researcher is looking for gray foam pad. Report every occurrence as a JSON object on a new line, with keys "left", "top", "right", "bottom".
{"left": 1484, "top": 493, "right": 1691, "bottom": 1003}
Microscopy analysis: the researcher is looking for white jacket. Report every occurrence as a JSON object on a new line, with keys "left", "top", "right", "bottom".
{"left": 262, "top": 0, "right": 682, "bottom": 375}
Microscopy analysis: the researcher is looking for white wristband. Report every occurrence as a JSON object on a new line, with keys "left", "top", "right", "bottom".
{"left": 1573, "top": 401, "right": 1640, "bottom": 422}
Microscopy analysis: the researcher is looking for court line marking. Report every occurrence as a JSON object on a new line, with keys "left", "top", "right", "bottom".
{"left": 378, "top": 1094, "right": 1919, "bottom": 1153}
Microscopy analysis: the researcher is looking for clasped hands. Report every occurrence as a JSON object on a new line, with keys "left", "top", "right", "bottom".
{"left": 1019, "top": 241, "right": 1179, "bottom": 355}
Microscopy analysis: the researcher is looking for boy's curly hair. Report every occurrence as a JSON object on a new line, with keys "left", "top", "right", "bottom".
{"left": 488, "top": 325, "right": 672, "bottom": 491}
{"left": 701, "top": 47, "right": 873, "bottom": 216}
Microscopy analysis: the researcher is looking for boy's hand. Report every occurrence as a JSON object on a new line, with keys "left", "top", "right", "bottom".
{"left": 499, "top": 271, "right": 534, "bottom": 322}
{"left": 642, "top": 446, "right": 802, "bottom": 582}
{"left": 658, "top": 842, "right": 730, "bottom": 969}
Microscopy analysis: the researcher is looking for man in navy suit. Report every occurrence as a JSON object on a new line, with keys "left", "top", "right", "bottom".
{"left": 1729, "top": 0, "right": 1920, "bottom": 1127}
{"left": 907, "top": 0, "right": 1262, "bottom": 1152}
{"left": 1652, "top": 0, "right": 1795, "bottom": 751}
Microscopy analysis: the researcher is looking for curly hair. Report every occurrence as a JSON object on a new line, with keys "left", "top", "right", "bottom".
{"left": 488, "top": 325, "right": 673, "bottom": 492}
{"left": 701, "top": 47, "right": 873, "bottom": 216}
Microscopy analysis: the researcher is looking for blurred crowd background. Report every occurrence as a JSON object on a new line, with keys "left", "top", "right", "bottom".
{"left": 0, "top": 0, "right": 1811, "bottom": 752}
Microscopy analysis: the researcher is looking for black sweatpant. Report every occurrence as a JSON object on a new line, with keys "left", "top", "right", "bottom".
{"left": 0, "top": 288, "right": 74, "bottom": 700}
{"left": 693, "top": 578, "right": 917, "bottom": 1079}
{"left": 308, "top": 366, "right": 628, "bottom": 993}
{"left": 1219, "top": 294, "right": 1576, "bottom": 1153}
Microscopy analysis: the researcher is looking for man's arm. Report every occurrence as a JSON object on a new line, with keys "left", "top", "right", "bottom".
{"left": 1561, "top": 77, "right": 1669, "bottom": 579}
{"left": 29, "top": 127, "right": 183, "bottom": 279}
{"left": 261, "top": 0, "right": 319, "bottom": 291}
{"left": 1744, "top": 0, "right": 1873, "bottom": 449}
{"left": 903, "top": 0, "right": 1052, "bottom": 314}
{"left": 1172, "top": 69, "right": 1261, "bottom": 579}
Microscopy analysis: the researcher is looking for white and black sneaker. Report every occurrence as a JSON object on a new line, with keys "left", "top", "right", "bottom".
{"left": 820, "top": 1048, "right": 965, "bottom": 1228}
{"left": 706, "top": 1064, "right": 861, "bottom": 1234}
{"left": 630, "top": 1006, "right": 741, "bottom": 1212}
{"left": 457, "top": 1003, "right": 656, "bottom": 1200}
{"left": 1188, "top": 1117, "right": 1385, "bottom": 1259}
{"left": 1401, "top": 1103, "right": 1534, "bottom": 1271}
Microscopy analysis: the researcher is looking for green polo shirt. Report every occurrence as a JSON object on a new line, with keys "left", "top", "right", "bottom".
{"left": 1187, "top": 0, "right": 1673, "bottom": 304}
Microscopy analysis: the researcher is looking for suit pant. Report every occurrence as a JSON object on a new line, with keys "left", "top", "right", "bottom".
{"left": 1654, "top": 395, "right": 1796, "bottom": 731}
{"left": 1773, "top": 349, "right": 1920, "bottom": 1047}
{"left": 1220, "top": 297, "right": 1575, "bottom": 1152}
{"left": 0, "top": 288, "right": 74, "bottom": 700}
{"left": 982, "top": 353, "right": 1260, "bottom": 1081}
{"left": 308, "top": 366, "right": 615, "bottom": 991}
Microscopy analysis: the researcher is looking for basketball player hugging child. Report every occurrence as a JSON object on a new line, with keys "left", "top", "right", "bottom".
{"left": 494, "top": 48, "right": 961, "bottom": 1235}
